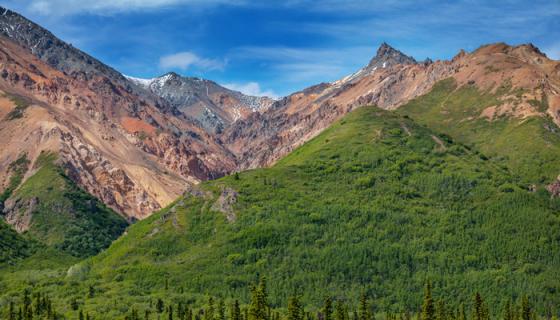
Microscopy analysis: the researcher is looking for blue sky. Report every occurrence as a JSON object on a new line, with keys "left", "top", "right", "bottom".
{"left": 1, "top": 0, "right": 559, "bottom": 97}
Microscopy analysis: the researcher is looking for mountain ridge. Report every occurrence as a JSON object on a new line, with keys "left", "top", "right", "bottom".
{"left": 126, "top": 72, "right": 275, "bottom": 134}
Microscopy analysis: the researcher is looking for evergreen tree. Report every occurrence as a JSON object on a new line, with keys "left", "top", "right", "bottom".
{"left": 358, "top": 293, "right": 370, "bottom": 320}
{"left": 9, "top": 301, "right": 15, "bottom": 320}
{"left": 157, "top": 299, "right": 165, "bottom": 314}
{"left": 436, "top": 300, "right": 446, "bottom": 320}
{"left": 503, "top": 300, "right": 513, "bottom": 320}
{"left": 323, "top": 297, "right": 334, "bottom": 320}
{"left": 421, "top": 282, "right": 435, "bottom": 320}
{"left": 70, "top": 298, "right": 79, "bottom": 311}
{"left": 288, "top": 296, "right": 304, "bottom": 320}
{"left": 335, "top": 300, "right": 347, "bottom": 320}
{"left": 178, "top": 302, "right": 185, "bottom": 320}
{"left": 231, "top": 300, "right": 242, "bottom": 320}
{"left": 249, "top": 277, "right": 269, "bottom": 320}
{"left": 520, "top": 296, "right": 531, "bottom": 320}
{"left": 472, "top": 293, "right": 488, "bottom": 320}
{"left": 206, "top": 297, "right": 215, "bottom": 320}
{"left": 217, "top": 299, "right": 226, "bottom": 320}
{"left": 457, "top": 304, "right": 466, "bottom": 320}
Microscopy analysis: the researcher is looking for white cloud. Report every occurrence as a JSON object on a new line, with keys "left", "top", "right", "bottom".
{"left": 22, "top": 0, "right": 244, "bottom": 16}
{"left": 224, "top": 82, "right": 278, "bottom": 99}
{"left": 159, "top": 51, "right": 225, "bottom": 71}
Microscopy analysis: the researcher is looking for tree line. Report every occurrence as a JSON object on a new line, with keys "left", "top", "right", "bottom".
{"left": 3, "top": 278, "right": 557, "bottom": 320}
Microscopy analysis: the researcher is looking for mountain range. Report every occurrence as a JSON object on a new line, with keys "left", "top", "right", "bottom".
{"left": 0, "top": 5, "right": 559, "bottom": 318}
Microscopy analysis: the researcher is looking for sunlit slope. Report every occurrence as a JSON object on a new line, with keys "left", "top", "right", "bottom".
{"left": 398, "top": 78, "right": 560, "bottom": 185}
{"left": 75, "top": 106, "right": 559, "bottom": 313}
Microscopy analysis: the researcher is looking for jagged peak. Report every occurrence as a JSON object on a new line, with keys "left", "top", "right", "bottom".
{"left": 367, "top": 42, "right": 417, "bottom": 69}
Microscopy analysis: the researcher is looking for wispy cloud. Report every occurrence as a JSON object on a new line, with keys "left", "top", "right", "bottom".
{"left": 231, "top": 46, "right": 374, "bottom": 83}
{"left": 9, "top": 0, "right": 244, "bottom": 16}
{"left": 159, "top": 52, "right": 226, "bottom": 72}
{"left": 224, "top": 82, "right": 278, "bottom": 99}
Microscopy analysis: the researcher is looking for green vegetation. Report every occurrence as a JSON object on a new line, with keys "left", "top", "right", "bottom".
{"left": 1, "top": 106, "right": 557, "bottom": 318}
{"left": 0, "top": 278, "right": 545, "bottom": 320}
{"left": 4, "top": 151, "right": 128, "bottom": 258}
{"left": 0, "top": 219, "right": 35, "bottom": 265}
{"left": 0, "top": 153, "right": 30, "bottom": 205}
{"left": 3, "top": 92, "right": 31, "bottom": 120}
{"left": 397, "top": 78, "right": 560, "bottom": 184}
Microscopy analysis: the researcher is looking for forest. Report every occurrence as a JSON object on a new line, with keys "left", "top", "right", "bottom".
{"left": 2, "top": 277, "right": 551, "bottom": 320}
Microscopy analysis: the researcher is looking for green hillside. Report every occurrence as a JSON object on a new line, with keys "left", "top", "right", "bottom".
{"left": 398, "top": 78, "right": 560, "bottom": 185}
{"left": 21, "top": 106, "right": 555, "bottom": 318}
{"left": 0, "top": 219, "right": 35, "bottom": 265}
{"left": 1, "top": 151, "right": 128, "bottom": 258}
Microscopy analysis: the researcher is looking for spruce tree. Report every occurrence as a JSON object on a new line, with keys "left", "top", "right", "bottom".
{"left": 217, "top": 299, "right": 226, "bottom": 320}
{"left": 335, "top": 300, "right": 347, "bottom": 320}
{"left": 472, "top": 293, "right": 488, "bottom": 320}
{"left": 206, "top": 297, "right": 215, "bottom": 320}
{"left": 231, "top": 300, "right": 242, "bottom": 320}
{"left": 503, "top": 300, "right": 513, "bottom": 320}
{"left": 520, "top": 296, "right": 531, "bottom": 320}
{"left": 249, "top": 277, "right": 269, "bottom": 320}
{"left": 157, "top": 299, "right": 165, "bottom": 314}
{"left": 178, "top": 302, "right": 185, "bottom": 320}
{"left": 421, "top": 282, "right": 435, "bottom": 320}
{"left": 323, "top": 297, "right": 334, "bottom": 320}
{"left": 288, "top": 295, "right": 304, "bottom": 320}
{"left": 358, "top": 293, "right": 370, "bottom": 320}
{"left": 457, "top": 304, "right": 466, "bottom": 320}
{"left": 436, "top": 300, "right": 446, "bottom": 320}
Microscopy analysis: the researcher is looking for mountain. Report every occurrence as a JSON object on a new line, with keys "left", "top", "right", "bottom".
{"left": 127, "top": 72, "right": 275, "bottom": 134}
{"left": 0, "top": 5, "right": 559, "bottom": 318}
{"left": 8, "top": 106, "right": 558, "bottom": 317}
{"left": 0, "top": 6, "right": 237, "bottom": 221}
{"left": 221, "top": 42, "right": 560, "bottom": 187}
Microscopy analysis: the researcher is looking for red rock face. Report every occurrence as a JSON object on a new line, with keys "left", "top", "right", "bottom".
{"left": 0, "top": 36, "right": 235, "bottom": 219}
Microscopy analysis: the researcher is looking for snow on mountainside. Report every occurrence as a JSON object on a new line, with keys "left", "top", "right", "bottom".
{"left": 126, "top": 72, "right": 276, "bottom": 133}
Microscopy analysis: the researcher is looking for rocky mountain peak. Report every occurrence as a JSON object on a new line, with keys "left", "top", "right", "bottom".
{"left": 367, "top": 42, "right": 417, "bottom": 69}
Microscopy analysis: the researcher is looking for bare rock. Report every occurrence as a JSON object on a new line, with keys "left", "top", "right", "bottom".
{"left": 211, "top": 187, "right": 238, "bottom": 222}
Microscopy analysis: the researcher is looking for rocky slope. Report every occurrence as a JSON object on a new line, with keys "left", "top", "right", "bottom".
{"left": 128, "top": 73, "right": 275, "bottom": 134}
{"left": 221, "top": 42, "right": 560, "bottom": 171}
{"left": 0, "top": 6, "right": 236, "bottom": 220}
{"left": 1, "top": 4, "right": 559, "bottom": 223}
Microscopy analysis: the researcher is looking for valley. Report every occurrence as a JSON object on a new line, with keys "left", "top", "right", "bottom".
{"left": 0, "top": 4, "right": 559, "bottom": 320}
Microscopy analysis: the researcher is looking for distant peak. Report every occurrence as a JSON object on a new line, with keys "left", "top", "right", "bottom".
{"left": 367, "top": 42, "right": 416, "bottom": 69}
{"left": 376, "top": 42, "right": 396, "bottom": 54}
{"left": 161, "top": 71, "right": 181, "bottom": 79}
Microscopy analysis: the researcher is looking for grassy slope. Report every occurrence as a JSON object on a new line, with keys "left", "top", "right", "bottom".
{"left": 36, "top": 106, "right": 558, "bottom": 318}
{"left": 397, "top": 78, "right": 560, "bottom": 185}
{"left": 4, "top": 152, "right": 128, "bottom": 258}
